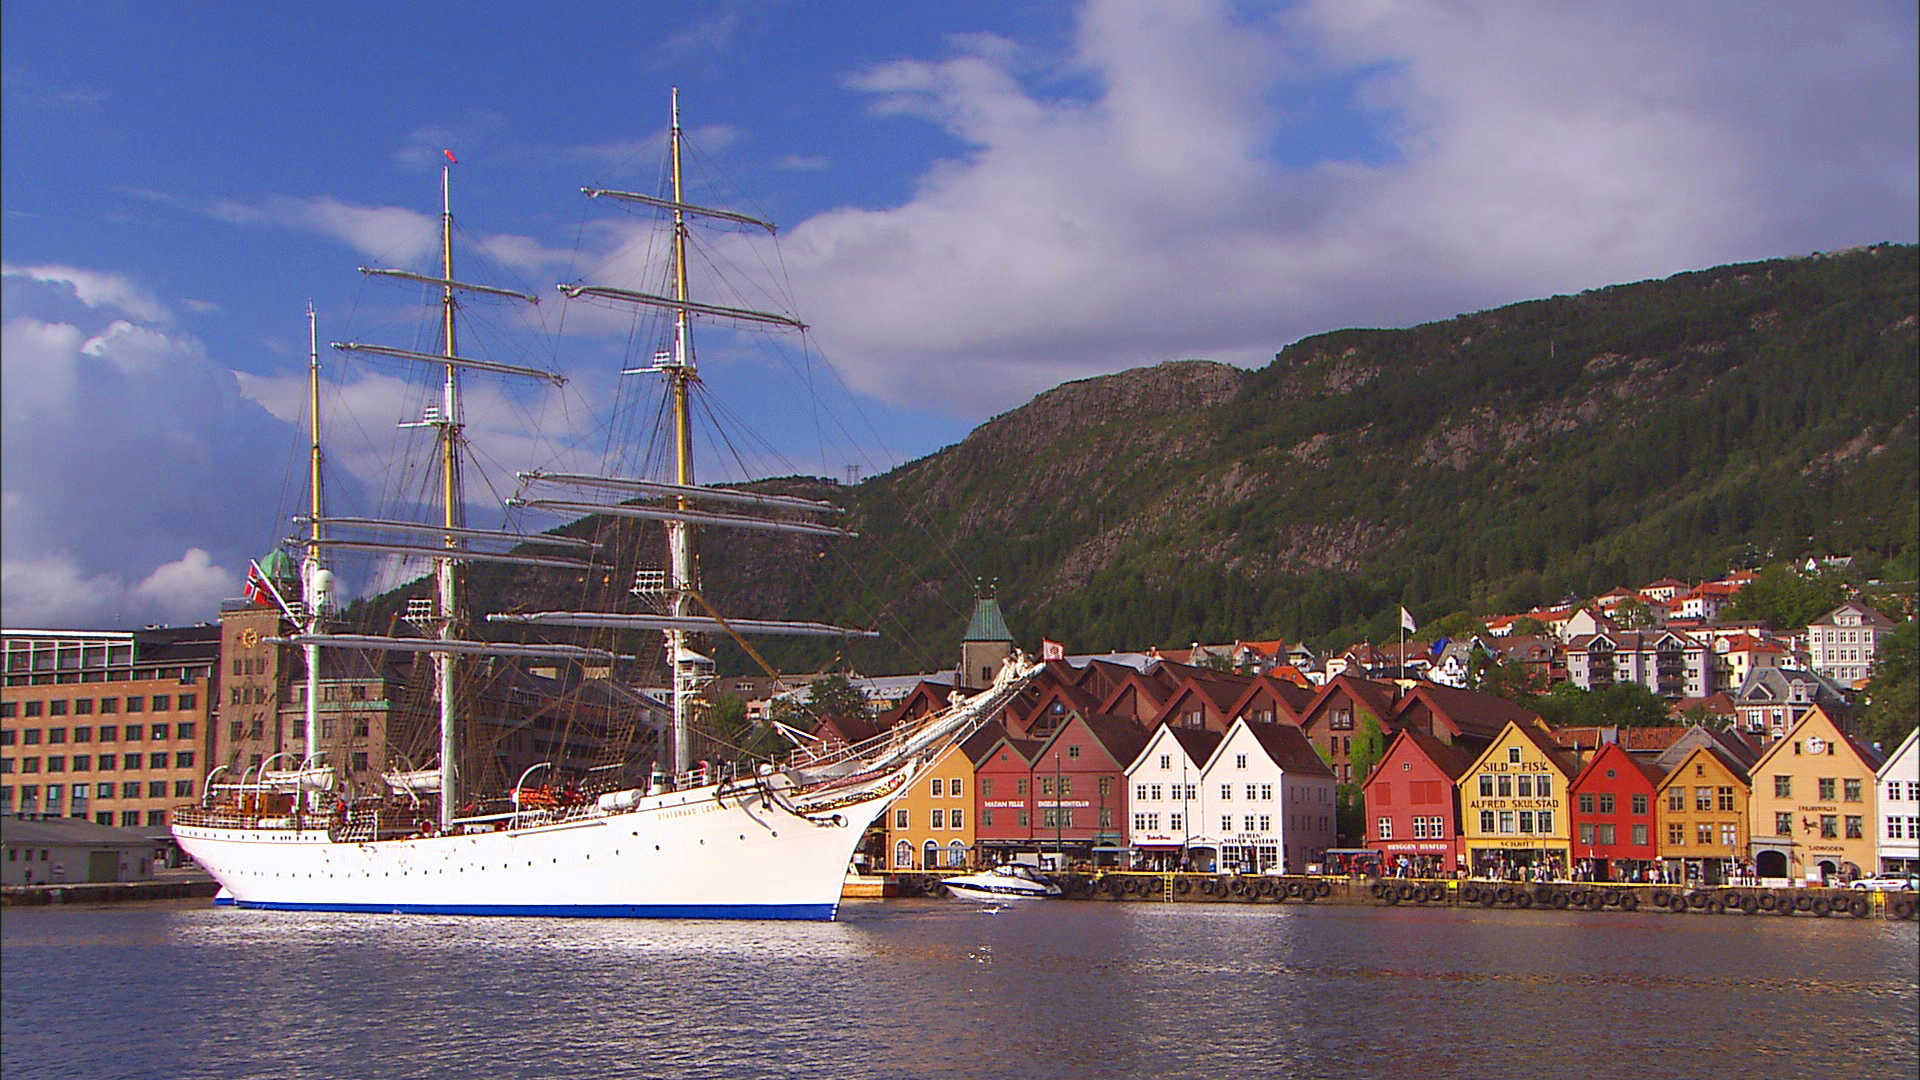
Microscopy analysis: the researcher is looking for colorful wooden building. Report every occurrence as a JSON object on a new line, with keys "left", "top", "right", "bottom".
{"left": 1122, "top": 725, "right": 1223, "bottom": 870}
{"left": 1362, "top": 728, "right": 1478, "bottom": 877}
{"left": 1459, "top": 720, "right": 1579, "bottom": 879}
{"left": 1568, "top": 742, "right": 1665, "bottom": 882}
{"left": 1746, "top": 706, "right": 1884, "bottom": 884}
{"left": 1652, "top": 744, "right": 1751, "bottom": 885}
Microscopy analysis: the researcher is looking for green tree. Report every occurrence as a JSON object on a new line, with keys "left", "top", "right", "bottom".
{"left": 1350, "top": 711, "right": 1387, "bottom": 786}
{"left": 1613, "top": 596, "right": 1656, "bottom": 629}
{"left": 1726, "top": 563, "right": 1846, "bottom": 629}
{"left": 1859, "top": 620, "right": 1918, "bottom": 750}
{"left": 804, "top": 674, "right": 873, "bottom": 725}
{"left": 1510, "top": 616, "right": 1552, "bottom": 637}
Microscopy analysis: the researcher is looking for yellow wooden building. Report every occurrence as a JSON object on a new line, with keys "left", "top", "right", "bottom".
{"left": 1460, "top": 720, "right": 1578, "bottom": 878}
{"left": 884, "top": 740, "right": 979, "bottom": 872}
{"left": 1746, "top": 705, "right": 1883, "bottom": 884}
{"left": 1653, "top": 745, "right": 1751, "bottom": 884}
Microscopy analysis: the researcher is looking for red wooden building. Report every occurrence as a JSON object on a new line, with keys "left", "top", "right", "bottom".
{"left": 1567, "top": 741, "right": 1666, "bottom": 881}
{"left": 1362, "top": 728, "right": 1479, "bottom": 877}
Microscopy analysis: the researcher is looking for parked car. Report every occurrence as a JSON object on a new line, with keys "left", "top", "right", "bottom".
{"left": 1847, "top": 873, "right": 1919, "bottom": 891}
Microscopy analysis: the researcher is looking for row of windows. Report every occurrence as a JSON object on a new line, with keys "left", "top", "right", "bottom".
{"left": 893, "top": 807, "right": 967, "bottom": 830}
{"left": 1888, "top": 816, "right": 1920, "bottom": 840}
{"left": 893, "top": 839, "right": 968, "bottom": 869}
{"left": 927, "top": 777, "right": 965, "bottom": 798}
{"left": 1476, "top": 773, "right": 1555, "bottom": 799}
{"left": 1477, "top": 809, "right": 1557, "bottom": 835}
{"left": 1888, "top": 781, "right": 1920, "bottom": 802}
{"left": 1577, "top": 822, "right": 1652, "bottom": 846}
{"left": 1135, "top": 783, "right": 1201, "bottom": 802}
{"left": 0, "top": 751, "right": 194, "bottom": 773}
{"left": 1769, "top": 775, "right": 1865, "bottom": 801}
{"left": 977, "top": 776, "right": 1117, "bottom": 798}
{"left": 1664, "top": 786, "right": 1738, "bottom": 812}
{"left": 0, "top": 694, "right": 197, "bottom": 719}
{"left": 1576, "top": 793, "right": 1654, "bottom": 815}
{"left": 1766, "top": 811, "right": 1866, "bottom": 839}
{"left": 2, "top": 808, "right": 168, "bottom": 828}
{"left": 1377, "top": 815, "right": 1447, "bottom": 840}
{"left": 2, "top": 779, "right": 194, "bottom": 809}
{"left": 0, "top": 722, "right": 196, "bottom": 746}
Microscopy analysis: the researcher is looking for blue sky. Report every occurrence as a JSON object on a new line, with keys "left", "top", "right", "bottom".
{"left": 4, "top": 0, "right": 1916, "bottom": 630}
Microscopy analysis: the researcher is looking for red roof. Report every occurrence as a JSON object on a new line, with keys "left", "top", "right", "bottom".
{"left": 1237, "top": 720, "right": 1337, "bottom": 779}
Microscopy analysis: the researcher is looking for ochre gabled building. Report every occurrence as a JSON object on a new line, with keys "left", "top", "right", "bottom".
{"left": 1653, "top": 744, "right": 1751, "bottom": 885}
{"left": 1746, "top": 705, "right": 1884, "bottom": 884}
{"left": 1459, "top": 720, "right": 1580, "bottom": 879}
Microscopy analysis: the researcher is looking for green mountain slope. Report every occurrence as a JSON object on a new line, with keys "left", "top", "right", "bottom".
{"left": 448, "top": 244, "right": 1919, "bottom": 678}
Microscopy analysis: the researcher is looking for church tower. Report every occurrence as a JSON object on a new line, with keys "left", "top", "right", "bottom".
{"left": 958, "top": 580, "right": 1015, "bottom": 690}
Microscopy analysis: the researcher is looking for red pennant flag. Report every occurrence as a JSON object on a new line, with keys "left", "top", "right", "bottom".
{"left": 443, "top": 148, "right": 458, "bottom": 164}
{"left": 1042, "top": 639, "right": 1065, "bottom": 661}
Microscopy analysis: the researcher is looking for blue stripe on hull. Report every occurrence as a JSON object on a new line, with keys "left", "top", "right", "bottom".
{"left": 224, "top": 899, "right": 840, "bottom": 921}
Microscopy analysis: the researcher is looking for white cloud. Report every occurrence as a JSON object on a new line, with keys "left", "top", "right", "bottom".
{"left": 774, "top": 0, "right": 1917, "bottom": 414}
{"left": 1, "top": 287, "right": 299, "bottom": 628}
{"left": 133, "top": 549, "right": 236, "bottom": 624}
{"left": 1, "top": 263, "right": 170, "bottom": 322}
{"left": 210, "top": 194, "right": 439, "bottom": 265}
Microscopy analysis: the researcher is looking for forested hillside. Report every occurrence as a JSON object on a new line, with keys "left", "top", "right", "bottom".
{"left": 457, "top": 245, "right": 1918, "bottom": 678}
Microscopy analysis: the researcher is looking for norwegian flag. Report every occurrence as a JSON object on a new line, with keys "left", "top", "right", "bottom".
{"left": 244, "top": 560, "right": 276, "bottom": 607}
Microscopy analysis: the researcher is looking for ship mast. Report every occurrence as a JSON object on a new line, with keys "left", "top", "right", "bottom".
{"left": 302, "top": 303, "right": 324, "bottom": 776}
{"left": 434, "top": 162, "right": 464, "bottom": 827}
{"left": 665, "top": 87, "right": 698, "bottom": 773}
{"left": 497, "top": 89, "right": 876, "bottom": 774}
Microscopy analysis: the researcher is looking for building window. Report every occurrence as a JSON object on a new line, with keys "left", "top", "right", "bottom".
{"left": 930, "top": 777, "right": 943, "bottom": 797}
{"left": 1844, "top": 816, "right": 1862, "bottom": 840}
{"left": 1668, "top": 823, "right": 1685, "bottom": 845}
{"left": 894, "top": 840, "right": 912, "bottom": 868}
{"left": 1496, "top": 775, "right": 1512, "bottom": 797}
{"left": 1773, "top": 775, "right": 1791, "bottom": 798}
{"left": 1843, "top": 778, "right": 1861, "bottom": 802}
{"left": 1220, "top": 784, "right": 1232, "bottom": 800}
{"left": 1479, "top": 775, "right": 1494, "bottom": 797}
{"left": 894, "top": 808, "right": 908, "bottom": 829}
{"left": 1819, "top": 815, "right": 1838, "bottom": 839}
{"left": 1632, "top": 824, "right": 1649, "bottom": 845}
{"left": 1578, "top": 793, "right": 1595, "bottom": 813}
{"left": 930, "top": 809, "right": 944, "bottom": 830}
{"left": 1818, "top": 777, "right": 1837, "bottom": 801}
{"left": 951, "top": 809, "right": 963, "bottom": 830}
{"left": 1479, "top": 810, "right": 1495, "bottom": 833}
{"left": 1518, "top": 811, "right": 1535, "bottom": 834}
{"left": 174, "top": 780, "right": 193, "bottom": 797}
{"left": 1377, "top": 817, "right": 1393, "bottom": 840}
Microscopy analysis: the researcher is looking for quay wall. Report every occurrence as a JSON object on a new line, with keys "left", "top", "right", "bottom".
{"left": 2, "top": 878, "right": 220, "bottom": 907}
{"left": 889, "top": 871, "right": 1919, "bottom": 920}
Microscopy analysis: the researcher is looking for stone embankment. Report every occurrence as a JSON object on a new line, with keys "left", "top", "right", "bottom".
{"left": 888, "top": 871, "right": 1919, "bottom": 920}
{"left": 2, "top": 873, "right": 220, "bottom": 907}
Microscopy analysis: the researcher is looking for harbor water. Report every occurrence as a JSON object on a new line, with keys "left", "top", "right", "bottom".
{"left": 4, "top": 897, "right": 1915, "bottom": 1080}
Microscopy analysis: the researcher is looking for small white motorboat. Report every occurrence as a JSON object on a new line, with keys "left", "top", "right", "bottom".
{"left": 941, "top": 864, "right": 1063, "bottom": 901}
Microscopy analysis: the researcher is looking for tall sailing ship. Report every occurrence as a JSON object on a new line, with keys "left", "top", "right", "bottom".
{"left": 172, "top": 92, "right": 1038, "bottom": 919}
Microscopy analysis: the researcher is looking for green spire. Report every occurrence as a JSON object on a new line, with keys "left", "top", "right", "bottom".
{"left": 963, "top": 581, "right": 1013, "bottom": 643}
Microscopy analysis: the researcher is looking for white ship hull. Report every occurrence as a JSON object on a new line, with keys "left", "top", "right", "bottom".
{"left": 175, "top": 773, "right": 887, "bottom": 921}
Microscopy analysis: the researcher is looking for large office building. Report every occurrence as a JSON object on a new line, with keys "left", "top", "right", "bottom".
{"left": 1, "top": 626, "right": 219, "bottom": 830}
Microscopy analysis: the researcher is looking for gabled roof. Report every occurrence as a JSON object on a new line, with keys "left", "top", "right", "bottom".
{"left": 1470, "top": 719, "right": 1582, "bottom": 779}
{"left": 1655, "top": 743, "right": 1751, "bottom": 788}
{"left": 1129, "top": 723, "right": 1228, "bottom": 773}
{"left": 1223, "top": 719, "right": 1336, "bottom": 779}
{"left": 1031, "top": 713, "right": 1151, "bottom": 771}
{"left": 1224, "top": 674, "right": 1315, "bottom": 724}
{"left": 1369, "top": 727, "right": 1480, "bottom": 785}
{"left": 1809, "top": 601, "right": 1897, "bottom": 629}
{"left": 1299, "top": 673, "right": 1401, "bottom": 729}
{"left": 1569, "top": 741, "right": 1669, "bottom": 791}
{"left": 959, "top": 720, "right": 1012, "bottom": 764}
{"left": 1749, "top": 706, "right": 1885, "bottom": 774}
{"left": 1391, "top": 683, "right": 1541, "bottom": 741}
{"left": 1149, "top": 674, "right": 1248, "bottom": 726}
{"left": 1548, "top": 725, "right": 1692, "bottom": 753}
